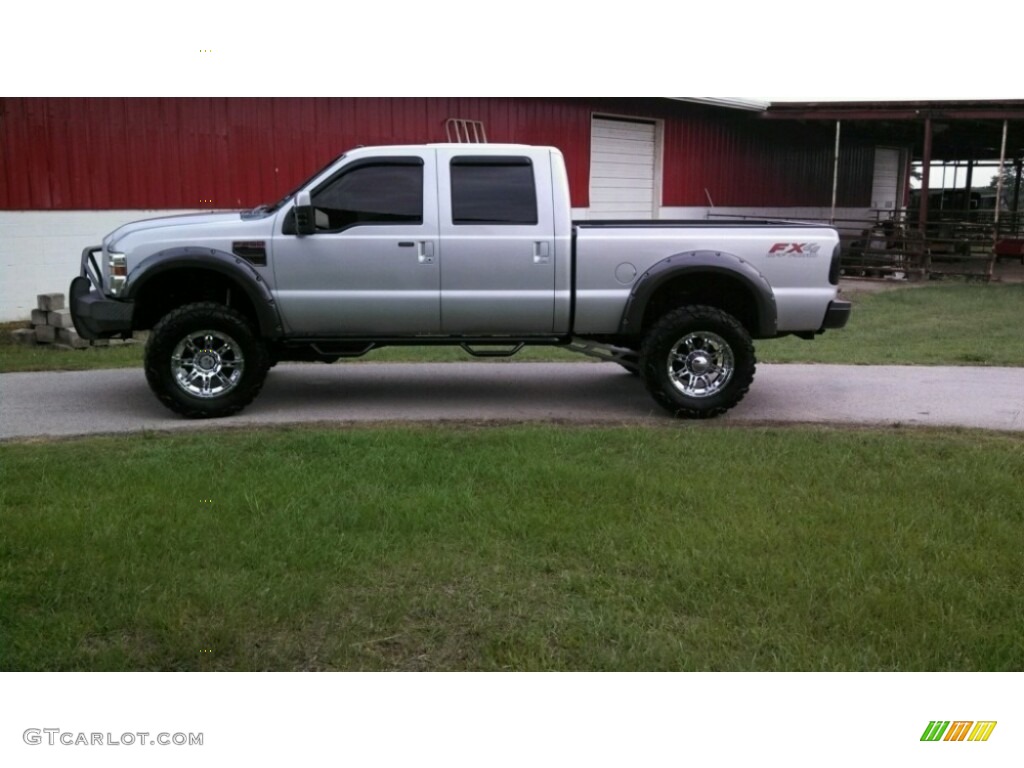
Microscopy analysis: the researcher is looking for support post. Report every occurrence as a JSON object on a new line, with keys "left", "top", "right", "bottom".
{"left": 919, "top": 117, "right": 933, "bottom": 277}
{"left": 989, "top": 120, "right": 1009, "bottom": 281}
{"left": 1013, "top": 159, "right": 1022, "bottom": 221}
{"left": 901, "top": 149, "right": 913, "bottom": 217}
{"left": 919, "top": 117, "right": 932, "bottom": 228}
{"left": 994, "top": 120, "right": 1008, "bottom": 227}
{"left": 830, "top": 120, "right": 841, "bottom": 224}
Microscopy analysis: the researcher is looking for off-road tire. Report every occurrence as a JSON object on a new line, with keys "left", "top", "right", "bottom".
{"left": 639, "top": 305, "right": 755, "bottom": 419}
{"left": 144, "top": 302, "right": 270, "bottom": 418}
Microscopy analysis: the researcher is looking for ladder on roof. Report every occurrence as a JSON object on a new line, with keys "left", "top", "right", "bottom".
{"left": 445, "top": 118, "right": 488, "bottom": 143}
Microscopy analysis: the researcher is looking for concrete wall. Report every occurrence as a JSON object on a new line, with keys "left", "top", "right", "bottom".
{"left": 658, "top": 206, "right": 875, "bottom": 225}
{"left": 0, "top": 210, "right": 202, "bottom": 321}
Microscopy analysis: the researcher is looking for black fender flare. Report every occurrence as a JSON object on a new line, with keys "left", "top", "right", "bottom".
{"left": 124, "top": 246, "right": 284, "bottom": 338}
{"left": 618, "top": 250, "right": 777, "bottom": 337}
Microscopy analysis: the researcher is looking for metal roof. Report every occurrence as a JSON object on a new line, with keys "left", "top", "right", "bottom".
{"left": 762, "top": 100, "right": 1024, "bottom": 162}
{"left": 667, "top": 97, "right": 770, "bottom": 112}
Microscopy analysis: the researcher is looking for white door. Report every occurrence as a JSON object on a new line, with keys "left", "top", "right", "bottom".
{"left": 871, "top": 147, "right": 901, "bottom": 212}
{"left": 588, "top": 117, "right": 657, "bottom": 219}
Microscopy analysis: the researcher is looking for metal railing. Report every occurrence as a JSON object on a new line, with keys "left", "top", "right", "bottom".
{"left": 707, "top": 208, "right": 1024, "bottom": 281}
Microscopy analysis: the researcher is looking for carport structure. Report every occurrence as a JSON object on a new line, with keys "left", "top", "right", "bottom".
{"left": 762, "top": 100, "right": 1024, "bottom": 279}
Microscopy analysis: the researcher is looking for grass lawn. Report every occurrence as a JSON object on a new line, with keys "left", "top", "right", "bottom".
{"left": 758, "top": 283, "right": 1024, "bottom": 365}
{"left": 2, "top": 424, "right": 1021, "bottom": 671}
{"left": 2, "top": 283, "right": 1022, "bottom": 373}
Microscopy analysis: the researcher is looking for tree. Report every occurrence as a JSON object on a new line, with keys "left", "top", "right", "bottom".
{"left": 987, "top": 163, "right": 1021, "bottom": 190}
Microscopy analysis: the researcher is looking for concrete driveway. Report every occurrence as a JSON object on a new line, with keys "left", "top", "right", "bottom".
{"left": 1, "top": 362, "right": 1022, "bottom": 440}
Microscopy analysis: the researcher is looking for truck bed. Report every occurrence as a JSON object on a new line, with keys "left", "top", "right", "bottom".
{"left": 571, "top": 219, "right": 841, "bottom": 336}
{"left": 573, "top": 219, "right": 834, "bottom": 229}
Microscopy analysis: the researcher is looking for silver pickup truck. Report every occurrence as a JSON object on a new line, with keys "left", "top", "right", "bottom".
{"left": 70, "top": 143, "right": 850, "bottom": 419}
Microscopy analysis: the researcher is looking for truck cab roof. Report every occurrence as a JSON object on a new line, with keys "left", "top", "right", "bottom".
{"left": 344, "top": 143, "right": 545, "bottom": 155}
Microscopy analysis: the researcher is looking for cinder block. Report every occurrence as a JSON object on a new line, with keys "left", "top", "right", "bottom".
{"left": 48, "top": 309, "right": 73, "bottom": 328}
{"left": 90, "top": 338, "right": 110, "bottom": 347}
{"left": 35, "top": 325, "right": 57, "bottom": 343}
{"left": 11, "top": 328, "right": 37, "bottom": 346}
{"left": 37, "top": 293, "right": 65, "bottom": 311}
{"left": 56, "top": 327, "right": 89, "bottom": 349}
{"left": 31, "top": 308, "right": 49, "bottom": 325}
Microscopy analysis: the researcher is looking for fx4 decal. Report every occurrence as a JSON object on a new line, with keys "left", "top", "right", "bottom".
{"left": 767, "top": 242, "right": 821, "bottom": 257}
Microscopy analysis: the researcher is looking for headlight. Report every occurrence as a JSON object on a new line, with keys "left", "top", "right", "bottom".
{"left": 108, "top": 252, "right": 127, "bottom": 296}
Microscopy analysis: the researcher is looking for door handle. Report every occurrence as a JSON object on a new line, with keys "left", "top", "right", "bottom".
{"left": 418, "top": 241, "right": 435, "bottom": 264}
{"left": 533, "top": 241, "right": 551, "bottom": 264}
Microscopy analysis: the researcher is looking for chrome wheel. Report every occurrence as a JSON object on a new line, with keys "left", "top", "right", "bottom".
{"left": 666, "top": 331, "right": 734, "bottom": 398}
{"left": 171, "top": 330, "right": 245, "bottom": 399}
{"left": 640, "top": 306, "right": 755, "bottom": 419}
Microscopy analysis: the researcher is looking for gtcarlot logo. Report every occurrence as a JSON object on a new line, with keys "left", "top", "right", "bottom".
{"left": 23, "top": 728, "right": 203, "bottom": 747}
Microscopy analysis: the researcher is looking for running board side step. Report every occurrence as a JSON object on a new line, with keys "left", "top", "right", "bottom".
{"left": 459, "top": 342, "right": 525, "bottom": 358}
{"left": 563, "top": 339, "right": 639, "bottom": 372}
{"left": 311, "top": 342, "right": 377, "bottom": 357}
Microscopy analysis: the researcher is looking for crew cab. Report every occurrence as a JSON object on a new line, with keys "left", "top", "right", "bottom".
{"left": 70, "top": 143, "right": 850, "bottom": 419}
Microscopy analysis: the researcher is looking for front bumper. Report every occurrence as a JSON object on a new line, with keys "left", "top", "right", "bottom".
{"left": 69, "top": 246, "right": 134, "bottom": 340}
{"left": 820, "top": 299, "right": 852, "bottom": 330}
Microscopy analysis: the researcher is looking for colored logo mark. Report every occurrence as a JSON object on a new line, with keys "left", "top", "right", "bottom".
{"left": 921, "top": 721, "right": 997, "bottom": 742}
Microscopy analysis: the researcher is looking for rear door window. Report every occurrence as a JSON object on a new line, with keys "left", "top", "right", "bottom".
{"left": 450, "top": 158, "right": 538, "bottom": 225}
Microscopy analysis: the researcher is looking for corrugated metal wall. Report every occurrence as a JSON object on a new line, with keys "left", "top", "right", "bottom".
{"left": 663, "top": 114, "right": 874, "bottom": 207}
{"left": 0, "top": 98, "right": 872, "bottom": 211}
{"left": 0, "top": 98, "right": 593, "bottom": 210}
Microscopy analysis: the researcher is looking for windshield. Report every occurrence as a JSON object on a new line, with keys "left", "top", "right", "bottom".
{"left": 256, "top": 152, "right": 348, "bottom": 214}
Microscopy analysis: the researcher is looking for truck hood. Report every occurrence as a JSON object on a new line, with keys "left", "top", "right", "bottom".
{"left": 105, "top": 212, "right": 244, "bottom": 250}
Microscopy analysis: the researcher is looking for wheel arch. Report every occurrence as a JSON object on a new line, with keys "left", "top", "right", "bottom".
{"left": 125, "top": 247, "right": 284, "bottom": 338}
{"left": 618, "top": 251, "right": 777, "bottom": 338}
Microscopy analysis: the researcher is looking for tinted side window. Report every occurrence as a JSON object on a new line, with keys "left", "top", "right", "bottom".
{"left": 451, "top": 158, "right": 538, "bottom": 225}
{"left": 312, "top": 162, "right": 423, "bottom": 231}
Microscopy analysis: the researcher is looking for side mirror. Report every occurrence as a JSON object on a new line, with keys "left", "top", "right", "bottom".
{"left": 294, "top": 191, "right": 316, "bottom": 236}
